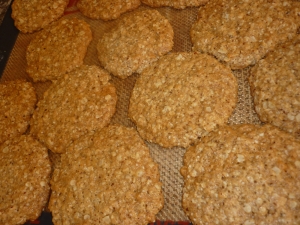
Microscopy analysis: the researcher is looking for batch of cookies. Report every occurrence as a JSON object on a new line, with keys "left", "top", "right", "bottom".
{"left": 0, "top": 0, "right": 299, "bottom": 224}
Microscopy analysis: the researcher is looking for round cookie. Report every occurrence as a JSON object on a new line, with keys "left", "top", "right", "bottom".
{"left": 129, "top": 52, "right": 238, "bottom": 149}
{"left": 97, "top": 9, "right": 174, "bottom": 79}
{"left": 191, "top": 0, "right": 300, "bottom": 69}
{"left": 26, "top": 17, "right": 92, "bottom": 82}
{"left": 49, "top": 125, "right": 163, "bottom": 225}
{"left": 77, "top": 0, "right": 141, "bottom": 20}
{"left": 30, "top": 65, "right": 117, "bottom": 153}
{"left": 141, "top": 0, "right": 208, "bottom": 9}
{"left": 0, "top": 135, "right": 51, "bottom": 225}
{"left": 0, "top": 80, "right": 37, "bottom": 145}
{"left": 11, "top": 0, "right": 68, "bottom": 33}
{"left": 249, "top": 36, "right": 300, "bottom": 138}
{"left": 181, "top": 124, "right": 300, "bottom": 225}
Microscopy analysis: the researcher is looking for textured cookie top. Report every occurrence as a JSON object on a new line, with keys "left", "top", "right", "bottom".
{"left": 181, "top": 124, "right": 300, "bottom": 225}
{"left": 26, "top": 17, "right": 92, "bottom": 82}
{"left": 77, "top": 0, "right": 141, "bottom": 20}
{"left": 249, "top": 36, "right": 300, "bottom": 138}
{"left": 0, "top": 135, "right": 51, "bottom": 225}
{"left": 0, "top": 80, "right": 37, "bottom": 145}
{"left": 49, "top": 125, "right": 163, "bottom": 225}
{"left": 11, "top": 0, "right": 68, "bottom": 33}
{"left": 129, "top": 52, "right": 237, "bottom": 148}
{"left": 191, "top": 0, "right": 300, "bottom": 69}
{"left": 141, "top": 0, "right": 208, "bottom": 9}
{"left": 97, "top": 9, "right": 173, "bottom": 79}
{"left": 30, "top": 65, "right": 117, "bottom": 153}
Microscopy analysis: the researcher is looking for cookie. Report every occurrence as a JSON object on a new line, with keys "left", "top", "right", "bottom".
{"left": 0, "top": 80, "right": 37, "bottom": 145}
{"left": 0, "top": 135, "right": 51, "bottom": 225}
{"left": 11, "top": 0, "right": 68, "bottom": 33}
{"left": 77, "top": 0, "right": 141, "bottom": 20}
{"left": 97, "top": 9, "right": 173, "bottom": 79}
{"left": 129, "top": 52, "right": 237, "bottom": 148}
{"left": 49, "top": 124, "right": 163, "bottom": 225}
{"left": 30, "top": 65, "right": 117, "bottom": 153}
{"left": 191, "top": 0, "right": 300, "bottom": 69}
{"left": 141, "top": 0, "right": 208, "bottom": 9}
{"left": 26, "top": 17, "right": 92, "bottom": 82}
{"left": 181, "top": 124, "right": 300, "bottom": 225}
{"left": 249, "top": 36, "right": 300, "bottom": 138}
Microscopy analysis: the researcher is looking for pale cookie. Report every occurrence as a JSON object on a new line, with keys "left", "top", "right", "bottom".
{"left": 141, "top": 0, "right": 208, "bottom": 9}
{"left": 97, "top": 9, "right": 173, "bottom": 79}
{"left": 11, "top": 0, "right": 68, "bottom": 33}
{"left": 181, "top": 124, "right": 300, "bottom": 225}
{"left": 77, "top": 0, "right": 141, "bottom": 20}
{"left": 129, "top": 52, "right": 237, "bottom": 148}
{"left": 49, "top": 125, "right": 163, "bottom": 225}
{"left": 191, "top": 0, "right": 300, "bottom": 69}
{"left": 26, "top": 17, "right": 92, "bottom": 82}
{"left": 249, "top": 36, "right": 300, "bottom": 138}
{"left": 30, "top": 65, "right": 117, "bottom": 153}
{"left": 0, "top": 80, "right": 37, "bottom": 145}
{"left": 0, "top": 135, "right": 51, "bottom": 225}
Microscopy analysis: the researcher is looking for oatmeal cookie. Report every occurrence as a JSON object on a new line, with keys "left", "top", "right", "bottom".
{"left": 249, "top": 36, "right": 300, "bottom": 138}
{"left": 181, "top": 124, "right": 300, "bottom": 225}
{"left": 0, "top": 135, "right": 51, "bottom": 225}
{"left": 97, "top": 9, "right": 173, "bottom": 79}
{"left": 129, "top": 52, "right": 237, "bottom": 148}
{"left": 141, "top": 0, "right": 208, "bottom": 9}
{"left": 191, "top": 0, "right": 300, "bottom": 69}
{"left": 0, "top": 80, "right": 37, "bottom": 145}
{"left": 26, "top": 17, "right": 92, "bottom": 82}
{"left": 49, "top": 125, "right": 163, "bottom": 225}
{"left": 30, "top": 65, "right": 117, "bottom": 153}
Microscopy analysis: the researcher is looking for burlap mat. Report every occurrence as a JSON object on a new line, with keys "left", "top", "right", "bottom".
{"left": 0, "top": 2, "right": 261, "bottom": 222}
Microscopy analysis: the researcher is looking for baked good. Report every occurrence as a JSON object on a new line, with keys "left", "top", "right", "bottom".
{"left": 0, "top": 80, "right": 37, "bottom": 145}
{"left": 129, "top": 52, "right": 237, "bottom": 148}
{"left": 191, "top": 0, "right": 300, "bottom": 69}
{"left": 30, "top": 65, "right": 117, "bottom": 153}
{"left": 11, "top": 0, "right": 68, "bottom": 33}
{"left": 97, "top": 9, "right": 173, "bottom": 79}
{"left": 249, "top": 36, "right": 300, "bottom": 138}
{"left": 26, "top": 17, "right": 92, "bottom": 82}
{"left": 141, "top": 0, "right": 208, "bottom": 9}
{"left": 0, "top": 135, "right": 51, "bottom": 225}
{"left": 77, "top": 0, "right": 141, "bottom": 20}
{"left": 49, "top": 124, "right": 163, "bottom": 225}
{"left": 181, "top": 124, "right": 300, "bottom": 225}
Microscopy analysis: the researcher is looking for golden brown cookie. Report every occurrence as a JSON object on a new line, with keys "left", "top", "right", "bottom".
{"left": 97, "top": 9, "right": 173, "bottom": 79}
{"left": 26, "top": 17, "right": 92, "bottom": 82}
{"left": 191, "top": 0, "right": 300, "bottom": 69}
{"left": 11, "top": 0, "right": 69, "bottom": 33}
{"left": 181, "top": 124, "right": 300, "bottom": 225}
{"left": 0, "top": 135, "right": 51, "bottom": 225}
{"left": 141, "top": 0, "right": 208, "bottom": 9}
{"left": 49, "top": 124, "right": 163, "bottom": 225}
{"left": 249, "top": 36, "right": 300, "bottom": 138}
{"left": 77, "top": 0, "right": 141, "bottom": 20}
{"left": 30, "top": 65, "right": 117, "bottom": 153}
{"left": 0, "top": 80, "right": 37, "bottom": 145}
{"left": 129, "top": 52, "right": 237, "bottom": 148}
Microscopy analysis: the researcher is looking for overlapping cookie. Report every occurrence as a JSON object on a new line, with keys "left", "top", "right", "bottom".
{"left": 30, "top": 65, "right": 117, "bottom": 153}
{"left": 49, "top": 125, "right": 163, "bottom": 225}
{"left": 0, "top": 80, "right": 37, "bottom": 145}
{"left": 191, "top": 0, "right": 300, "bottom": 69}
{"left": 249, "top": 36, "right": 300, "bottom": 138}
{"left": 97, "top": 9, "right": 173, "bottom": 79}
{"left": 26, "top": 17, "right": 92, "bottom": 82}
{"left": 77, "top": 0, "right": 141, "bottom": 20}
{"left": 141, "top": 0, "right": 208, "bottom": 9}
{"left": 0, "top": 135, "right": 51, "bottom": 225}
{"left": 129, "top": 52, "right": 237, "bottom": 148}
{"left": 181, "top": 124, "right": 300, "bottom": 224}
{"left": 11, "top": 0, "right": 69, "bottom": 33}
